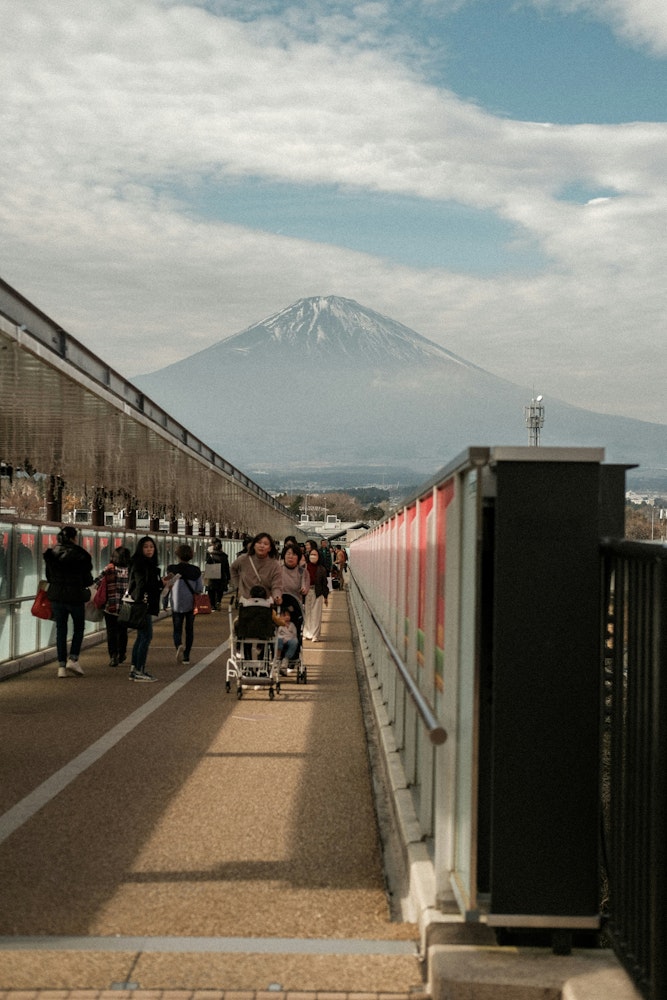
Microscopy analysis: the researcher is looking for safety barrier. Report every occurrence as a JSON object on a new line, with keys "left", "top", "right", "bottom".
{"left": 601, "top": 539, "right": 667, "bottom": 1000}
{"left": 349, "top": 445, "right": 628, "bottom": 945}
{"left": 0, "top": 519, "right": 240, "bottom": 676}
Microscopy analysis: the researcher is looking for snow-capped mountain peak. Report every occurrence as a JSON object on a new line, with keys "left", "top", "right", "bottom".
{"left": 221, "top": 295, "right": 474, "bottom": 368}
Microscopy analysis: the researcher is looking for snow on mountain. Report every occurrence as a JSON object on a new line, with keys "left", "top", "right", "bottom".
{"left": 135, "top": 295, "right": 667, "bottom": 480}
{"left": 151, "top": 295, "right": 483, "bottom": 371}
{"left": 227, "top": 295, "right": 475, "bottom": 366}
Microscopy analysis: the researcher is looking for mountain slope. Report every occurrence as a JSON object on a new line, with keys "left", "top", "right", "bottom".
{"left": 135, "top": 296, "right": 666, "bottom": 481}
{"left": 153, "top": 295, "right": 482, "bottom": 370}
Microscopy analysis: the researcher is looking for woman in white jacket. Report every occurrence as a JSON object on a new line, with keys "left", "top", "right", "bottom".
{"left": 302, "top": 548, "right": 329, "bottom": 642}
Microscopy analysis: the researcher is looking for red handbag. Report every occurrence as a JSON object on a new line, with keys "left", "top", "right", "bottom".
{"left": 31, "top": 587, "right": 53, "bottom": 620}
{"left": 93, "top": 572, "right": 108, "bottom": 609}
{"left": 193, "top": 593, "right": 212, "bottom": 615}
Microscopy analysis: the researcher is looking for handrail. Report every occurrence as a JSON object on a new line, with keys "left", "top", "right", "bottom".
{"left": 600, "top": 536, "right": 667, "bottom": 560}
{"left": 351, "top": 568, "right": 447, "bottom": 746}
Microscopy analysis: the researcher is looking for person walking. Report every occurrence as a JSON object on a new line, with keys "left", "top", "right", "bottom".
{"left": 335, "top": 545, "right": 348, "bottom": 591}
{"left": 230, "top": 532, "right": 282, "bottom": 605}
{"left": 166, "top": 543, "right": 203, "bottom": 666}
{"left": 279, "top": 542, "right": 309, "bottom": 633}
{"left": 204, "top": 538, "right": 230, "bottom": 611}
{"left": 43, "top": 525, "right": 94, "bottom": 678}
{"left": 99, "top": 545, "right": 131, "bottom": 667}
{"left": 319, "top": 538, "right": 333, "bottom": 574}
{"left": 302, "top": 547, "right": 329, "bottom": 642}
{"left": 126, "top": 535, "right": 164, "bottom": 683}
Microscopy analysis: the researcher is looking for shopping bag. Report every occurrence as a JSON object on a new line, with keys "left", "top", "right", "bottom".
{"left": 31, "top": 584, "right": 53, "bottom": 621}
{"left": 193, "top": 593, "right": 212, "bottom": 615}
{"left": 204, "top": 562, "right": 222, "bottom": 580}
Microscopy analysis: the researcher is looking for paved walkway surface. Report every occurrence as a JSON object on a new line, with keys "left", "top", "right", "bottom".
{"left": 0, "top": 592, "right": 423, "bottom": 1000}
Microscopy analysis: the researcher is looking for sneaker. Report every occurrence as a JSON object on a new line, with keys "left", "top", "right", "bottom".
{"left": 118, "top": 654, "right": 127, "bottom": 665}
{"left": 130, "top": 669, "right": 157, "bottom": 683}
{"left": 57, "top": 665, "right": 68, "bottom": 679}
{"left": 182, "top": 658, "right": 190, "bottom": 665}
{"left": 108, "top": 656, "right": 118, "bottom": 668}
{"left": 176, "top": 644, "right": 184, "bottom": 663}
{"left": 66, "top": 658, "right": 84, "bottom": 676}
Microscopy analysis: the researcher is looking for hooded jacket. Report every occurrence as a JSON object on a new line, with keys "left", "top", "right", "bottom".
{"left": 166, "top": 560, "right": 203, "bottom": 613}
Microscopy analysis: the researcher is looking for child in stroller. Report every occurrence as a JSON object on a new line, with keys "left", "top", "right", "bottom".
{"left": 227, "top": 585, "right": 279, "bottom": 699}
{"left": 276, "top": 610, "right": 298, "bottom": 668}
{"left": 275, "top": 592, "right": 307, "bottom": 683}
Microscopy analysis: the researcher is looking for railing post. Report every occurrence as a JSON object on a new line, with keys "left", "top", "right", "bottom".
{"left": 650, "top": 557, "right": 667, "bottom": 1000}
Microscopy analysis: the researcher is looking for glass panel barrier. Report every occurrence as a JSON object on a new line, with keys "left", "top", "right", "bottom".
{"left": 0, "top": 523, "right": 13, "bottom": 662}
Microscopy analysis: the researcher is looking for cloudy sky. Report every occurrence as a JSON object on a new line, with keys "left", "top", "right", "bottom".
{"left": 1, "top": 0, "right": 666, "bottom": 424}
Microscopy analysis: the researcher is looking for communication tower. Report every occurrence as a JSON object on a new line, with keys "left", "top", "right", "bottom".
{"left": 524, "top": 394, "right": 545, "bottom": 446}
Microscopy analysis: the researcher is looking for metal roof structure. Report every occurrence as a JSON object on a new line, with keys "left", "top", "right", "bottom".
{"left": 0, "top": 277, "right": 293, "bottom": 538}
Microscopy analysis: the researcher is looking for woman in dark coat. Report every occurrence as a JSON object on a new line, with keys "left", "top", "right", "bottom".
{"left": 205, "top": 538, "right": 231, "bottom": 611}
{"left": 43, "top": 525, "right": 94, "bottom": 678}
{"left": 126, "top": 535, "right": 163, "bottom": 682}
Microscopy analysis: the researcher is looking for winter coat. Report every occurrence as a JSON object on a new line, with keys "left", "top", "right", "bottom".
{"left": 127, "top": 555, "right": 163, "bottom": 616}
{"left": 309, "top": 564, "right": 329, "bottom": 599}
{"left": 280, "top": 562, "right": 309, "bottom": 602}
{"left": 43, "top": 542, "right": 94, "bottom": 604}
{"left": 230, "top": 552, "right": 282, "bottom": 603}
{"left": 205, "top": 547, "right": 231, "bottom": 589}
{"left": 100, "top": 563, "right": 129, "bottom": 614}
{"left": 166, "top": 561, "right": 203, "bottom": 613}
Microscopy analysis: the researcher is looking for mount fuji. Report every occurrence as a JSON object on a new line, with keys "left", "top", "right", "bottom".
{"left": 135, "top": 296, "right": 666, "bottom": 485}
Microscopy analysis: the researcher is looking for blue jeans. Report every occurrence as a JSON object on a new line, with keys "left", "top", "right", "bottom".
{"left": 131, "top": 616, "right": 153, "bottom": 673}
{"left": 277, "top": 637, "right": 299, "bottom": 660}
{"left": 51, "top": 600, "right": 85, "bottom": 664}
{"left": 172, "top": 611, "right": 194, "bottom": 659}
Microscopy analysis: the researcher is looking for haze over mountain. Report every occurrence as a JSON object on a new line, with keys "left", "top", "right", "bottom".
{"left": 136, "top": 296, "right": 666, "bottom": 487}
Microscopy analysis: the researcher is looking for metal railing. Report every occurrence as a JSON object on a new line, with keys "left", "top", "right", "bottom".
{"left": 601, "top": 539, "right": 667, "bottom": 1000}
{"left": 351, "top": 569, "right": 447, "bottom": 746}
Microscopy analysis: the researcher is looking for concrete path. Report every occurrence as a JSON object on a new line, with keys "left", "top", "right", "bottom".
{"left": 0, "top": 592, "right": 423, "bottom": 998}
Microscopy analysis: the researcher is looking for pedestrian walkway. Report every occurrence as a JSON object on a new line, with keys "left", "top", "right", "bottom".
{"left": 0, "top": 592, "right": 424, "bottom": 999}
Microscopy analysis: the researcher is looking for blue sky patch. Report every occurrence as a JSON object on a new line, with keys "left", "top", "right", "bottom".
{"left": 425, "top": 1, "right": 667, "bottom": 125}
{"left": 175, "top": 178, "right": 546, "bottom": 275}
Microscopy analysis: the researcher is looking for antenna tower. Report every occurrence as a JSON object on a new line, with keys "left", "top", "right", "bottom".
{"left": 524, "top": 393, "right": 545, "bottom": 446}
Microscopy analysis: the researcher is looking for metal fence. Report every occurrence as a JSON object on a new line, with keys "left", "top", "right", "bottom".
{"left": 601, "top": 539, "right": 667, "bottom": 1000}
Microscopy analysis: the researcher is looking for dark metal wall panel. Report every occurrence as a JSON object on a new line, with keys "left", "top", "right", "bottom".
{"left": 487, "top": 460, "right": 602, "bottom": 919}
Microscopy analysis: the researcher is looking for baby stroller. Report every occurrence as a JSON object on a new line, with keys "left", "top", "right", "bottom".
{"left": 276, "top": 592, "right": 307, "bottom": 685}
{"left": 225, "top": 594, "right": 279, "bottom": 699}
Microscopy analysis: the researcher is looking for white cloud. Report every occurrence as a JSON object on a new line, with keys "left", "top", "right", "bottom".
{"left": 533, "top": 0, "right": 667, "bottom": 55}
{"left": 0, "top": 0, "right": 666, "bottom": 425}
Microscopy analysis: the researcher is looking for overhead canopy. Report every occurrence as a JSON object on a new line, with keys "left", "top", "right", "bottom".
{"left": 0, "top": 277, "right": 293, "bottom": 538}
